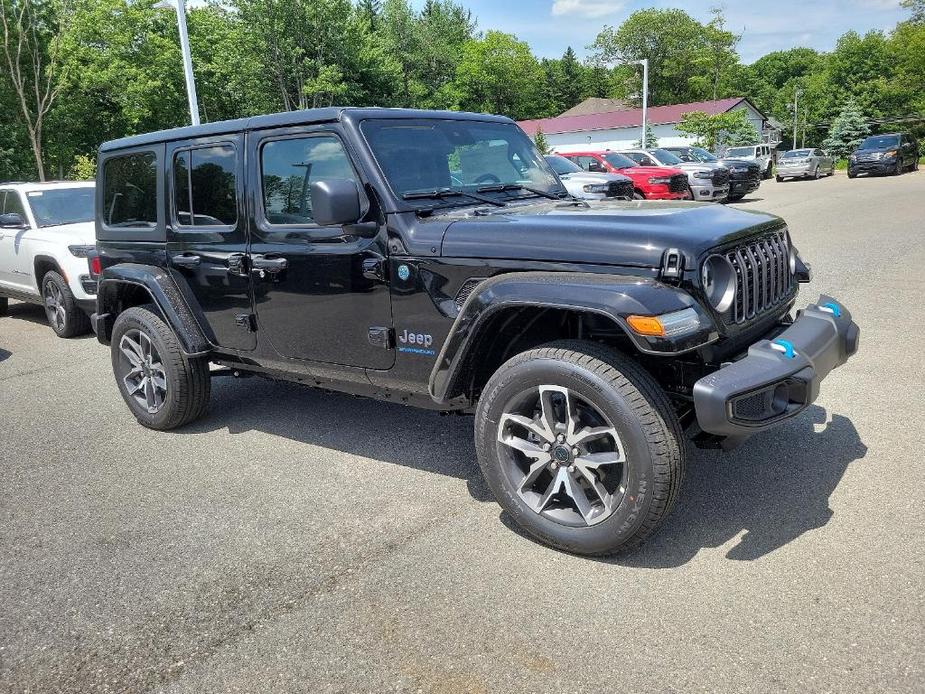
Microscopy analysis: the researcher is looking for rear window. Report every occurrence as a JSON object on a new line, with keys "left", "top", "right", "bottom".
{"left": 782, "top": 149, "right": 812, "bottom": 158}
{"left": 102, "top": 152, "right": 157, "bottom": 228}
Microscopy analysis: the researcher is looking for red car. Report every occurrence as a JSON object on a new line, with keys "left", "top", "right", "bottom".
{"left": 561, "top": 151, "right": 689, "bottom": 200}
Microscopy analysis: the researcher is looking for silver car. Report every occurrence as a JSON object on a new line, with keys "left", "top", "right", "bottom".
{"left": 544, "top": 154, "right": 634, "bottom": 200}
{"left": 621, "top": 149, "right": 730, "bottom": 202}
{"left": 775, "top": 148, "right": 835, "bottom": 181}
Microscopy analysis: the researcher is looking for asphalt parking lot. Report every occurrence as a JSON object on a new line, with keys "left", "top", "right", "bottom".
{"left": 2, "top": 171, "right": 923, "bottom": 693}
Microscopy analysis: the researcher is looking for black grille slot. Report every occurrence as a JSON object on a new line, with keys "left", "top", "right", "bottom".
{"left": 712, "top": 169, "right": 730, "bottom": 185}
{"left": 725, "top": 230, "right": 793, "bottom": 324}
{"left": 607, "top": 180, "right": 634, "bottom": 199}
{"left": 668, "top": 174, "right": 688, "bottom": 192}
{"left": 455, "top": 278, "right": 485, "bottom": 309}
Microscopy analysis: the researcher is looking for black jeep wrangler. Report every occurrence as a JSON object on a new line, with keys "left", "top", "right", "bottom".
{"left": 92, "top": 109, "right": 859, "bottom": 556}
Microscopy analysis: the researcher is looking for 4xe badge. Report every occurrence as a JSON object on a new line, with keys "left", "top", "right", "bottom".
{"left": 397, "top": 329, "right": 436, "bottom": 357}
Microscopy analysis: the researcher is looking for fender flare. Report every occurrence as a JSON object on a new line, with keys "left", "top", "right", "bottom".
{"left": 96, "top": 263, "right": 211, "bottom": 356}
{"left": 428, "top": 271, "right": 717, "bottom": 404}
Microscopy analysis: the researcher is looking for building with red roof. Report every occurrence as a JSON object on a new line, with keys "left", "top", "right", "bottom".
{"left": 518, "top": 97, "right": 781, "bottom": 153}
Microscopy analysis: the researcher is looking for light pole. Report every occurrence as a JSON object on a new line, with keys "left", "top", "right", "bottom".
{"left": 153, "top": 0, "right": 201, "bottom": 126}
{"left": 792, "top": 87, "right": 802, "bottom": 150}
{"left": 611, "top": 59, "right": 649, "bottom": 146}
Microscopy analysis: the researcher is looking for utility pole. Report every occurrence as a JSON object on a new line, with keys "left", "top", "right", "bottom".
{"left": 639, "top": 58, "right": 648, "bottom": 148}
{"left": 154, "top": 0, "right": 201, "bottom": 126}
{"left": 792, "top": 87, "right": 802, "bottom": 150}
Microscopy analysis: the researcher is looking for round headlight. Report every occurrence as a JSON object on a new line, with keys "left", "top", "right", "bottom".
{"left": 701, "top": 254, "right": 736, "bottom": 313}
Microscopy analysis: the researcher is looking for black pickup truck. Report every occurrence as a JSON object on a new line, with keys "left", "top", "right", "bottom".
{"left": 91, "top": 108, "right": 859, "bottom": 556}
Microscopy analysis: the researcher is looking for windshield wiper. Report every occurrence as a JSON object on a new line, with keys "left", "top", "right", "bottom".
{"left": 401, "top": 187, "right": 506, "bottom": 207}
{"left": 475, "top": 183, "right": 565, "bottom": 201}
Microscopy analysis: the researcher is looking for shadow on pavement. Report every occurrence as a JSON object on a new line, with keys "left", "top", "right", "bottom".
{"left": 185, "top": 376, "right": 494, "bottom": 502}
{"left": 615, "top": 405, "right": 867, "bottom": 567}
{"left": 0, "top": 347, "right": 10, "bottom": 363}
{"left": 3, "top": 301, "right": 94, "bottom": 339}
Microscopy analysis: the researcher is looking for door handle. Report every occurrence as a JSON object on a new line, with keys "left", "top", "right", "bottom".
{"left": 251, "top": 255, "right": 288, "bottom": 272}
{"left": 172, "top": 253, "right": 201, "bottom": 269}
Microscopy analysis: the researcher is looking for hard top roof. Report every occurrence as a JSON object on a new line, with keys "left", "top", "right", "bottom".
{"left": 99, "top": 107, "right": 514, "bottom": 153}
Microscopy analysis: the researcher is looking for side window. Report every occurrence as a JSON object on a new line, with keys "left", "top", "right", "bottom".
{"left": 173, "top": 145, "right": 237, "bottom": 227}
{"left": 813, "top": 149, "right": 823, "bottom": 157}
{"left": 102, "top": 152, "right": 157, "bottom": 228}
{"left": 625, "top": 152, "right": 652, "bottom": 166}
{"left": 575, "top": 156, "right": 592, "bottom": 171}
{"left": 261, "top": 135, "right": 357, "bottom": 226}
{"left": 2, "top": 190, "right": 27, "bottom": 217}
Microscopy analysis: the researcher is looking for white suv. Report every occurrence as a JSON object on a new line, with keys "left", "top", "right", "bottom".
{"left": 0, "top": 181, "right": 97, "bottom": 337}
{"left": 723, "top": 144, "right": 776, "bottom": 179}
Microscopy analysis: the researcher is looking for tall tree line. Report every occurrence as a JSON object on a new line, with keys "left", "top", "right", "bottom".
{"left": 2, "top": 0, "right": 924, "bottom": 180}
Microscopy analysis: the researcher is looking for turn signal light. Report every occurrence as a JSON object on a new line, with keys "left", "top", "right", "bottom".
{"left": 626, "top": 308, "right": 702, "bottom": 338}
{"left": 626, "top": 315, "right": 665, "bottom": 336}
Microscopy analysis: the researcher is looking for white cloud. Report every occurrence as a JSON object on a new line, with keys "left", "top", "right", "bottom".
{"left": 551, "top": 0, "right": 624, "bottom": 19}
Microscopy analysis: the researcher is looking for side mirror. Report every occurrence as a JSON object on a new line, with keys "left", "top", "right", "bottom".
{"left": 0, "top": 212, "right": 27, "bottom": 228}
{"left": 310, "top": 179, "right": 362, "bottom": 227}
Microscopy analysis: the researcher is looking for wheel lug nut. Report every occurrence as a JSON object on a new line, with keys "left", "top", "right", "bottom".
{"left": 551, "top": 462, "right": 558, "bottom": 469}
{"left": 557, "top": 434, "right": 565, "bottom": 443}
{"left": 543, "top": 443, "right": 551, "bottom": 451}
{"left": 568, "top": 465, "right": 576, "bottom": 472}
{"left": 572, "top": 447, "right": 579, "bottom": 455}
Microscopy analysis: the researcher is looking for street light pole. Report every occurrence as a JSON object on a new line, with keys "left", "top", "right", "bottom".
{"left": 639, "top": 58, "right": 648, "bottom": 148}
{"left": 154, "top": 0, "right": 201, "bottom": 126}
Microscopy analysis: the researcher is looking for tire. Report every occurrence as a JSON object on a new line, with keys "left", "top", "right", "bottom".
{"left": 894, "top": 160, "right": 903, "bottom": 176}
{"left": 110, "top": 305, "right": 211, "bottom": 430}
{"left": 0, "top": 296, "right": 8, "bottom": 315}
{"left": 848, "top": 169, "right": 857, "bottom": 179}
{"left": 726, "top": 193, "right": 744, "bottom": 202}
{"left": 776, "top": 175, "right": 784, "bottom": 183}
{"left": 41, "top": 270, "right": 90, "bottom": 338}
{"left": 632, "top": 191, "right": 645, "bottom": 200}
{"left": 474, "top": 340, "right": 685, "bottom": 557}
{"left": 813, "top": 167, "right": 821, "bottom": 180}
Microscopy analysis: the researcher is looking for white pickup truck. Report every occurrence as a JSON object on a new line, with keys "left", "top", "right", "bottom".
{"left": 0, "top": 181, "right": 97, "bottom": 337}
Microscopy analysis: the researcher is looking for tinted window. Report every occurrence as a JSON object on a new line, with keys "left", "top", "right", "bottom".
{"left": 782, "top": 149, "right": 812, "bottom": 158}
{"left": 602, "top": 153, "right": 636, "bottom": 169}
{"left": 691, "top": 147, "right": 718, "bottom": 162}
{"left": 858, "top": 135, "right": 900, "bottom": 150}
{"left": 544, "top": 155, "right": 582, "bottom": 175}
{"left": 2, "top": 190, "right": 27, "bottom": 218}
{"left": 103, "top": 152, "right": 157, "bottom": 228}
{"left": 174, "top": 145, "right": 237, "bottom": 226}
{"left": 261, "top": 135, "right": 357, "bottom": 225}
{"left": 624, "top": 152, "right": 657, "bottom": 166}
{"left": 26, "top": 187, "right": 94, "bottom": 226}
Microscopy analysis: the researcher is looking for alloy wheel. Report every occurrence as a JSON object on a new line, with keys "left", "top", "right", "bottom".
{"left": 43, "top": 280, "right": 67, "bottom": 332}
{"left": 117, "top": 329, "right": 167, "bottom": 413}
{"left": 496, "top": 385, "right": 627, "bottom": 527}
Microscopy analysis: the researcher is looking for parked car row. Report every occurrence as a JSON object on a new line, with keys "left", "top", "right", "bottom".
{"left": 848, "top": 133, "right": 919, "bottom": 178}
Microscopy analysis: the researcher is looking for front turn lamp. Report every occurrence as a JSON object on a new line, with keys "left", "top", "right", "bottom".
{"left": 627, "top": 308, "right": 701, "bottom": 338}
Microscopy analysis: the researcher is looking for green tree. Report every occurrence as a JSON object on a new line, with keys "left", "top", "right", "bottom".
{"left": 1, "top": 0, "right": 71, "bottom": 180}
{"left": 533, "top": 128, "right": 550, "bottom": 154}
{"left": 677, "top": 109, "right": 759, "bottom": 150}
{"left": 822, "top": 99, "right": 869, "bottom": 158}
{"left": 588, "top": 8, "right": 739, "bottom": 106}
{"left": 454, "top": 30, "right": 544, "bottom": 119}
{"left": 633, "top": 124, "right": 658, "bottom": 148}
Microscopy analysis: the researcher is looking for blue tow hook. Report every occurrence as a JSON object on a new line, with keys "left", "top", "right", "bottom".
{"left": 821, "top": 302, "right": 841, "bottom": 317}
{"left": 771, "top": 339, "right": 796, "bottom": 359}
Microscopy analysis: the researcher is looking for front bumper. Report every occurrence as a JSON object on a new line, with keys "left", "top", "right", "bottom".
{"left": 693, "top": 296, "right": 859, "bottom": 437}
{"left": 849, "top": 159, "right": 896, "bottom": 175}
{"left": 729, "top": 176, "right": 760, "bottom": 194}
{"left": 690, "top": 182, "right": 729, "bottom": 200}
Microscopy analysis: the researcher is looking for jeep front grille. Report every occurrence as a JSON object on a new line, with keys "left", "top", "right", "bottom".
{"left": 668, "top": 174, "right": 688, "bottom": 193}
{"left": 726, "top": 230, "right": 794, "bottom": 324}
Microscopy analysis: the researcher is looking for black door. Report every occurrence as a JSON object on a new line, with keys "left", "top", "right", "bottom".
{"left": 165, "top": 136, "right": 255, "bottom": 351}
{"left": 246, "top": 127, "right": 393, "bottom": 369}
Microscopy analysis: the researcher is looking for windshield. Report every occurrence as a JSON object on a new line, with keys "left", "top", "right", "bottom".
{"left": 726, "top": 147, "right": 754, "bottom": 157}
{"left": 651, "top": 149, "right": 683, "bottom": 165}
{"left": 360, "top": 119, "right": 563, "bottom": 204}
{"left": 25, "top": 186, "right": 94, "bottom": 227}
{"left": 602, "top": 152, "right": 637, "bottom": 170}
{"left": 545, "top": 154, "right": 582, "bottom": 175}
{"left": 858, "top": 135, "right": 899, "bottom": 150}
{"left": 691, "top": 147, "right": 718, "bottom": 162}
{"left": 782, "top": 149, "right": 812, "bottom": 159}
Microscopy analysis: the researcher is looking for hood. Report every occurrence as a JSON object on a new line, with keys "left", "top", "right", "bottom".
{"left": 560, "top": 171, "right": 631, "bottom": 185}
{"left": 718, "top": 158, "right": 759, "bottom": 170}
{"left": 35, "top": 221, "right": 96, "bottom": 244}
{"left": 440, "top": 199, "right": 784, "bottom": 268}
{"left": 669, "top": 161, "right": 724, "bottom": 174}
{"left": 615, "top": 165, "right": 684, "bottom": 179}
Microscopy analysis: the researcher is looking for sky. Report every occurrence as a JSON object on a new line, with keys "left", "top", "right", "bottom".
{"left": 421, "top": 0, "right": 911, "bottom": 63}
